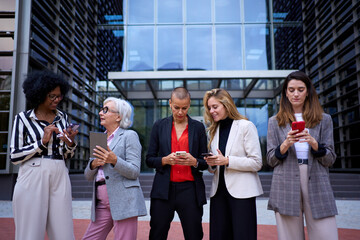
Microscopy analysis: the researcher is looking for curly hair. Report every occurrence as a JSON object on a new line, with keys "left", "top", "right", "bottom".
{"left": 22, "top": 71, "right": 69, "bottom": 109}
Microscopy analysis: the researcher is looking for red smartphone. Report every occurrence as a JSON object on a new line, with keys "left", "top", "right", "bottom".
{"left": 292, "top": 121, "right": 305, "bottom": 132}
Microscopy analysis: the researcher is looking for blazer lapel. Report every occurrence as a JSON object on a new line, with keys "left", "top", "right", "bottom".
{"left": 165, "top": 117, "right": 173, "bottom": 153}
{"left": 225, "top": 120, "right": 240, "bottom": 156}
{"left": 188, "top": 117, "right": 194, "bottom": 153}
{"left": 109, "top": 128, "right": 125, "bottom": 151}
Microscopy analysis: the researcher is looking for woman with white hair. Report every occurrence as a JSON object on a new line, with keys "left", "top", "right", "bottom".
{"left": 82, "top": 97, "right": 147, "bottom": 240}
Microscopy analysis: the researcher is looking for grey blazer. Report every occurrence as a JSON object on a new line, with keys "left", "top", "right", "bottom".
{"left": 266, "top": 113, "right": 338, "bottom": 219}
{"left": 85, "top": 128, "right": 147, "bottom": 222}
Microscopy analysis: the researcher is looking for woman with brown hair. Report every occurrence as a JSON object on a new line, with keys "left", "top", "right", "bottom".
{"left": 267, "top": 71, "right": 338, "bottom": 240}
{"left": 203, "top": 88, "right": 263, "bottom": 240}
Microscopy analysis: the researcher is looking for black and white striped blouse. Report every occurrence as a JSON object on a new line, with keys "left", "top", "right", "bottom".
{"left": 10, "top": 109, "right": 76, "bottom": 165}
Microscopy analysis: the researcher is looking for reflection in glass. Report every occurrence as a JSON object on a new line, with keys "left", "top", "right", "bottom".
{"left": 215, "top": 0, "right": 240, "bottom": 22}
{"left": 245, "top": 25, "right": 271, "bottom": 70}
{"left": 244, "top": 0, "right": 268, "bottom": 22}
{"left": 127, "top": 26, "right": 154, "bottom": 71}
{"left": 274, "top": 26, "right": 303, "bottom": 70}
{"left": 273, "top": 0, "right": 302, "bottom": 22}
{"left": 0, "top": 112, "right": 9, "bottom": 131}
{"left": 158, "top": 0, "right": 182, "bottom": 23}
{"left": 0, "top": 38, "right": 14, "bottom": 51}
{"left": 216, "top": 25, "right": 242, "bottom": 70}
{"left": 0, "top": 93, "right": 10, "bottom": 110}
{"left": 0, "top": 56, "right": 13, "bottom": 70}
{"left": 220, "top": 79, "right": 247, "bottom": 89}
{"left": 254, "top": 79, "right": 273, "bottom": 90}
{"left": 187, "top": 0, "right": 211, "bottom": 23}
{"left": 127, "top": 80, "right": 149, "bottom": 91}
{"left": 0, "top": 75, "right": 11, "bottom": 90}
{"left": 158, "top": 26, "right": 183, "bottom": 70}
{"left": 128, "top": 0, "right": 154, "bottom": 23}
{"left": 187, "top": 26, "right": 212, "bottom": 70}
{"left": 158, "top": 80, "right": 183, "bottom": 90}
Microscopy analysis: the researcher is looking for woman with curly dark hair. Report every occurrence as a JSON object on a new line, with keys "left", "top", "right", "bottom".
{"left": 10, "top": 70, "right": 78, "bottom": 240}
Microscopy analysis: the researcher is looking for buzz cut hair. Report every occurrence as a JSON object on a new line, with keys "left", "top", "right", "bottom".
{"left": 171, "top": 87, "right": 191, "bottom": 100}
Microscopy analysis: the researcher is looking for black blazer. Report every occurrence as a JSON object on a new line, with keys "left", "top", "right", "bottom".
{"left": 146, "top": 115, "right": 208, "bottom": 206}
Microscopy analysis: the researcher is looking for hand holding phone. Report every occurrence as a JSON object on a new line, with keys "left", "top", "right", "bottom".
{"left": 292, "top": 121, "right": 305, "bottom": 132}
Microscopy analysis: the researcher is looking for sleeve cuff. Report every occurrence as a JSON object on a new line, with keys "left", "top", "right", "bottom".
{"left": 275, "top": 145, "right": 288, "bottom": 160}
{"left": 311, "top": 142, "right": 326, "bottom": 157}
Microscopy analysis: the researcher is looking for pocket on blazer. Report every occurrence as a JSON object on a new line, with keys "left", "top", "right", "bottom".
{"left": 123, "top": 179, "right": 141, "bottom": 188}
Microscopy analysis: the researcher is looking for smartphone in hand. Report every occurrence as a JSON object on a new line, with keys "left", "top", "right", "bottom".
{"left": 201, "top": 153, "right": 213, "bottom": 157}
{"left": 68, "top": 123, "right": 80, "bottom": 132}
{"left": 175, "top": 151, "right": 186, "bottom": 156}
{"left": 292, "top": 121, "right": 305, "bottom": 132}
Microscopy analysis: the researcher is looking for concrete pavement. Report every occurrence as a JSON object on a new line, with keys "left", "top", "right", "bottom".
{"left": 1, "top": 198, "right": 359, "bottom": 239}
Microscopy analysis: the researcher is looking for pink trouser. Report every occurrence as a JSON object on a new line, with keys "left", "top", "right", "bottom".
{"left": 82, "top": 185, "right": 138, "bottom": 240}
{"left": 275, "top": 164, "right": 338, "bottom": 240}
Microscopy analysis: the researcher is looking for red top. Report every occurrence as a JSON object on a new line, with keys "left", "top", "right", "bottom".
{"left": 170, "top": 122, "right": 194, "bottom": 182}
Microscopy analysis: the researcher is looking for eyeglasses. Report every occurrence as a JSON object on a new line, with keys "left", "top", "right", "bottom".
{"left": 48, "top": 94, "right": 64, "bottom": 101}
{"left": 100, "top": 106, "right": 118, "bottom": 114}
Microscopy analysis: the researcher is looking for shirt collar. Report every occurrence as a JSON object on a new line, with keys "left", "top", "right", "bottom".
{"left": 29, "top": 108, "right": 62, "bottom": 120}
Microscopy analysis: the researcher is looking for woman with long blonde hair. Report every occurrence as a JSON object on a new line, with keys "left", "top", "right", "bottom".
{"left": 203, "top": 88, "right": 263, "bottom": 240}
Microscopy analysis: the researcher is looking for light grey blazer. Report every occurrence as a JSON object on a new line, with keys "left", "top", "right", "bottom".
{"left": 85, "top": 128, "right": 147, "bottom": 222}
{"left": 267, "top": 113, "right": 338, "bottom": 219}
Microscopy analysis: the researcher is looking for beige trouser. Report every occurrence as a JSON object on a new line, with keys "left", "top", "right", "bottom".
{"left": 13, "top": 157, "right": 74, "bottom": 240}
{"left": 275, "top": 164, "right": 338, "bottom": 240}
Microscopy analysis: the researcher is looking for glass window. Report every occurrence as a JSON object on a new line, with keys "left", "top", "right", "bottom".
{"left": 128, "top": 0, "right": 154, "bottom": 23}
{"left": 216, "top": 25, "right": 242, "bottom": 70}
{"left": 0, "top": 112, "right": 9, "bottom": 131}
{"left": 157, "top": 26, "right": 183, "bottom": 70}
{"left": 274, "top": 26, "right": 303, "bottom": 70}
{"left": 1, "top": 0, "right": 15, "bottom": 11}
{"left": 245, "top": 25, "right": 271, "bottom": 70}
{"left": 127, "top": 26, "right": 154, "bottom": 71}
{"left": 0, "top": 74, "right": 11, "bottom": 90}
{"left": 158, "top": 0, "right": 182, "bottom": 23}
{"left": 244, "top": 0, "right": 268, "bottom": 22}
{"left": 273, "top": 0, "right": 302, "bottom": 21}
{"left": 187, "top": 26, "right": 212, "bottom": 70}
{"left": 0, "top": 19, "right": 15, "bottom": 31}
{"left": 186, "top": 0, "right": 211, "bottom": 23}
{"left": 0, "top": 36, "right": 13, "bottom": 52}
{"left": 0, "top": 93, "right": 10, "bottom": 110}
{"left": 0, "top": 56, "right": 13, "bottom": 71}
{"left": 215, "top": 0, "right": 240, "bottom": 23}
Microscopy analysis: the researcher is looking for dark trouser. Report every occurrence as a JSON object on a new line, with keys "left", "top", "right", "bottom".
{"left": 149, "top": 181, "right": 203, "bottom": 240}
{"left": 210, "top": 183, "right": 257, "bottom": 240}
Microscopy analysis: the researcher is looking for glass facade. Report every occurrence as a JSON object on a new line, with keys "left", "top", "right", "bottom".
{"left": 123, "top": 0, "right": 302, "bottom": 72}
{"left": 1, "top": 0, "right": 359, "bottom": 177}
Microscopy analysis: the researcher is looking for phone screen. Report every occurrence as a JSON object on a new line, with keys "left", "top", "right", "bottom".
{"left": 68, "top": 123, "right": 80, "bottom": 131}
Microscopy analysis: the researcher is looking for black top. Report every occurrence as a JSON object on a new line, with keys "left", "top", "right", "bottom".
{"left": 217, "top": 117, "right": 233, "bottom": 193}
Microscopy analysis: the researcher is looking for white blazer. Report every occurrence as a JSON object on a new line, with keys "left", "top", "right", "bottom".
{"left": 209, "top": 119, "right": 263, "bottom": 198}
